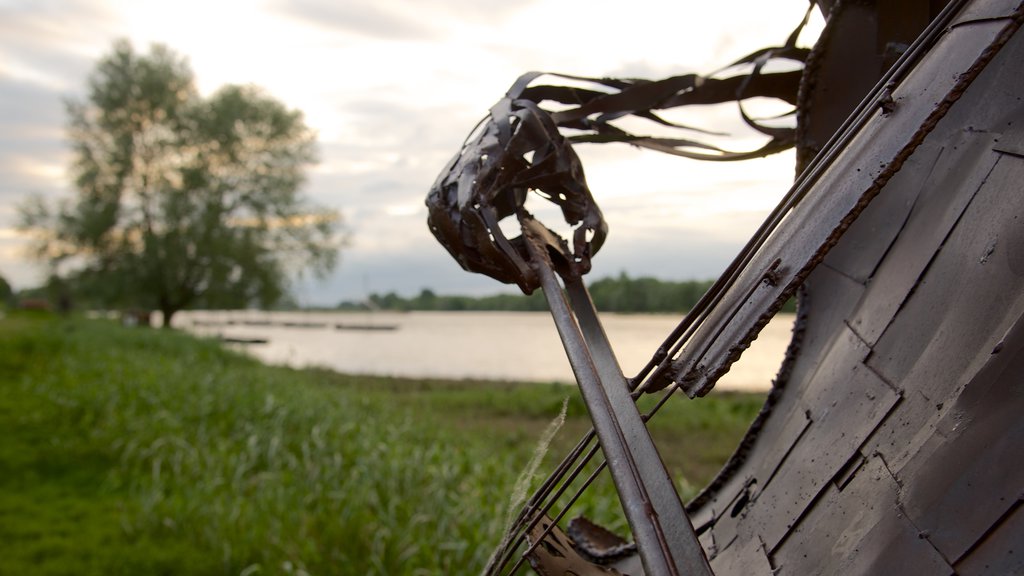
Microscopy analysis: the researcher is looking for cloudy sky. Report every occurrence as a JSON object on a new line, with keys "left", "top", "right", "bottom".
{"left": 0, "top": 0, "right": 823, "bottom": 305}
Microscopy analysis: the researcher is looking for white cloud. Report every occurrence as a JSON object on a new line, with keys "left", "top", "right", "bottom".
{"left": 0, "top": 0, "right": 823, "bottom": 299}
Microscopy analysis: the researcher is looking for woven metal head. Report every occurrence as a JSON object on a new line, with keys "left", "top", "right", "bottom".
{"left": 426, "top": 92, "right": 607, "bottom": 294}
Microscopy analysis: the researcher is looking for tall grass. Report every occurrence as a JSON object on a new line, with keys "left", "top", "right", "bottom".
{"left": 0, "top": 315, "right": 764, "bottom": 575}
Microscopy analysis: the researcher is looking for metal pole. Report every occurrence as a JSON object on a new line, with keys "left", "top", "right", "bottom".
{"left": 522, "top": 223, "right": 712, "bottom": 576}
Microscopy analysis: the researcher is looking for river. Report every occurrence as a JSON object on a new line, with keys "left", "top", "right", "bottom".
{"left": 175, "top": 310, "right": 796, "bottom": 392}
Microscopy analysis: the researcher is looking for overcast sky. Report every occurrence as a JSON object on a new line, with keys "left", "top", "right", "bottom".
{"left": 0, "top": 0, "right": 823, "bottom": 305}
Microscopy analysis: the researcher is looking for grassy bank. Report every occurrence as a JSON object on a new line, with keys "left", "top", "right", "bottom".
{"left": 0, "top": 314, "right": 764, "bottom": 575}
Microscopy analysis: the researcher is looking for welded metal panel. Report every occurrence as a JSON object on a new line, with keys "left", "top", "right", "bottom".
{"left": 686, "top": 266, "right": 863, "bottom": 547}
{"left": 771, "top": 456, "right": 954, "bottom": 575}
{"left": 819, "top": 141, "right": 938, "bottom": 283}
{"left": 896, "top": 312, "right": 1024, "bottom": 563}
{"left": 708, "top": 536, "right": 772, "bottom": 576}
{"left": 744, "top": 410, "right": 811, "bottom": 506}
{"left": 775, "top": 265, "right": 865, "bottom": 389}
{"left": 993, "top": 125, "right": 1024, "bottom": 156}
{"left": 863, "top": 154, "right": 1024, "bottom": 472}
{"left": 953, "top": 0, "right": 1022, "bottom": 24}
{"left": 848, "top": 132, "right": 1002, "bottom": 345}
{"left": 954, "top": 503, "right": 1024, "bottom": 575}
{"left": 741, "top": 327, "right": 899, "bottom": 553}
{"left": 694, "top": 407, "right": 811, "bottom": 561}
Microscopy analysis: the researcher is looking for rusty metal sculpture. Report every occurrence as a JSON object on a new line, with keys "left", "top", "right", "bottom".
{"left": 427, "top": 0, "right": 1024, "bottom": 574}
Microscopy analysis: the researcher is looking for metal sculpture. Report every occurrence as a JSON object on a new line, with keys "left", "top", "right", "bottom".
{"left": 426, "top": 87, "right": 606, "bottom": 294}
{"left": 426, "top": 10, "right": 814, "bottom": 294}
{"left": 426, "top": 0, "right": 1024, "bottom": 574}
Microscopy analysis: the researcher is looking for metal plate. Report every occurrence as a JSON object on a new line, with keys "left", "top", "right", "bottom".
{"left": 896, "top": 313, "right": 1024, "bottom": 563}
{"left": 741, "top": 326, "right": 899, "bottom": 553}
{"left": 771, "top": 455, "right": 955, "bottom": 575}
{"left": 847, "top": 132, "right": 1001, "bottom": 345}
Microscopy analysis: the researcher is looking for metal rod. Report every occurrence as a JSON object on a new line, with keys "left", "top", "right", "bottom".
{"left": 521, "top": 220, "right": 712, "bottom": 576}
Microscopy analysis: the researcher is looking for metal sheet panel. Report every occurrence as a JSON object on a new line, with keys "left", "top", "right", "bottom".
{"left": 954, "top": 503, "right": 1024, "bottom": 575}
{"left": 779, "top": 265, "right": 866, "bottom": 390}
{"left": 772, "top": 456, "right": 954, "bottom": 575}
{"left": 896, "top": 313, "right": 1024, "bottom": 562}
{"left": 993, "top": 125, "right": 1024, "bottom": 156}
{"left": 952, "top": 0, "right": 1022, "bottom": 24}
{"left": 846, "top": 133, "right": 999, "bottom": 344}
{"left": 687, "top": 269, "right": 860, "bottom": 551}
{"left": 742, "top": 326, "right": 900, "bottom": 552}
{"left": 701, "top": 410, "right": 811, "bottom": 559}
{"left": 708, "top": 536, "right": 773, "bottom": 576}
{"left": 820, "top": 141, "right": 938, "bottom": 284}
{"left": 864, "top": 153, "right": 1024, "bottom": 471}
{"left": 684, "top": 3, "right": 1024, "bottom": 574}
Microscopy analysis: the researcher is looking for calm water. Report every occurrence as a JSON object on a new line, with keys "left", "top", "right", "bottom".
{"left": 175, "top": 310, "right": 796, "bottom": 392}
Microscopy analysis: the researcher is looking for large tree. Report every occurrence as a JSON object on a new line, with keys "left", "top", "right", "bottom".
{"left": 21, "top": 40, "right": 341, "bottom": 326}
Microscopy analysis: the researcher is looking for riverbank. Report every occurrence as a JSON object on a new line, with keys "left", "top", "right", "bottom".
{"left": 0, "top": 314, "right": 764, "bottom": 574}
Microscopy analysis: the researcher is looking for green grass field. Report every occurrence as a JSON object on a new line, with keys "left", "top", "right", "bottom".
{"left": 0, "top": 314, "right": 765, "bottom": 575}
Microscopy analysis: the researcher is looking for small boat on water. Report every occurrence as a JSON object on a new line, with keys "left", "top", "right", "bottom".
{"left": 219, "top": 336, "right": 269, "bottom": 345}
{"left": 278, "top": 321, "right": 328, "bottom": 329}
{"left": 334, "top": 323, "right": 399, "bottom": 331}
{"left": 240, "top": 320, "right": 273, "bottom": 327}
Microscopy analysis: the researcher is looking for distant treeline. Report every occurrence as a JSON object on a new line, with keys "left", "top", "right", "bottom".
{"left": 338, "top": 274, "right": 719, "bottom": 314}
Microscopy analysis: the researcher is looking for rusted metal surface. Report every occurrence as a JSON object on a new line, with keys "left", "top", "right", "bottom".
{"left": 742, "top": 327, "right": 901, "bottom": 553}
{"left": 770, "top": 455, "right": 957, "bottom": 575}
{"left": 955, "top": 501, "right": 1024, "bottom": 575}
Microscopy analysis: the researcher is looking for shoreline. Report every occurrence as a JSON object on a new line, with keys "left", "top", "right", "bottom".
{"left": 176, "top": 309, "right": 792, "bottom": 393}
